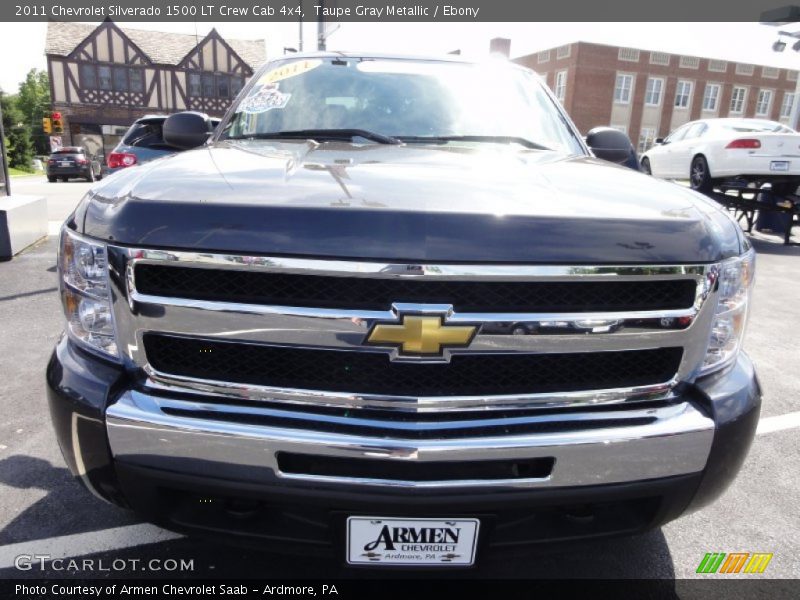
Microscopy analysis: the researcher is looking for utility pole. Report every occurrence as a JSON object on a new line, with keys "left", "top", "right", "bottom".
{"left": 298, "top": 11, "right": 304, "bottom": 51}
{"left": 317, "top": 4, "right": 326, "bottom": 52}
{"left": 0, "top": 88, "right": 11, "bottom": 197}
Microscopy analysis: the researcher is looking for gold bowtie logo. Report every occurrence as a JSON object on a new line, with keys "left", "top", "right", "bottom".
{"left": 366, "top": 315, "right": 478, "bottom": 357}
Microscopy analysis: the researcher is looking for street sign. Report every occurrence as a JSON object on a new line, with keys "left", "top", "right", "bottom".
{"left": 50, "top": 136, "right": 62, "bottom": 152}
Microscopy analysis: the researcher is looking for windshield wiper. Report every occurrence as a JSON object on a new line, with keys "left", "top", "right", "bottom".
{"left": 227, "top": 129, "right": 401, "bottom": 145}
{"left": 397, "top": 135, "right": 552, "bottom": 151}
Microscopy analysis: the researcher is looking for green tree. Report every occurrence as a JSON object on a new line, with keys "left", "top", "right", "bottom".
{"left": 1, "top": 93, "right": 34, "bottom": 171}
{"left": 16, "top": 69, "right": 51, "bottom": 155}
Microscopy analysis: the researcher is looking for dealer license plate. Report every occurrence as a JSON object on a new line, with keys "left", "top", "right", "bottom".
{"left": 347, "top": 517, "right": 479, "bottom": 566}
{"left": 771, "top": 161, "right": 790, "bottom": 171}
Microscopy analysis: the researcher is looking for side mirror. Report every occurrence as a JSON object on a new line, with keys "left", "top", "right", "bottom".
{"left": 585, "top": 126, "right": 636, "bottom": 165}
{"left": 655, "top": 137, "right": 665, "bottom": 145}
{"left": 163, "top": 111, "right": 213, "bottom": 150}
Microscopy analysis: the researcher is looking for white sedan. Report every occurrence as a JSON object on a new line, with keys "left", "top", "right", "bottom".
{"left": 640, "top": 118, "right": 800, "bottom": 194}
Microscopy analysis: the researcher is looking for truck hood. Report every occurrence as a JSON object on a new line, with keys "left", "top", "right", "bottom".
{"left": 77, "top": 141, "right": 742, "bottom": 263}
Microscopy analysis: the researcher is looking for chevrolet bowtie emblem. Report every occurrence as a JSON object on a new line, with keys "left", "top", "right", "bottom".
{"left": 365, "top": 314, "right": 478, "bottom": 358}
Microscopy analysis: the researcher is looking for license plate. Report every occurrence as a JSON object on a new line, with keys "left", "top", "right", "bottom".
{"left": 347, "top": 517, "right": 479, "bottom": 566}
{"left": 771, "top": 161, "right": 790, "bottom": 171}
{"left": 59, "top": 161, "right": 71, "bottom": 167}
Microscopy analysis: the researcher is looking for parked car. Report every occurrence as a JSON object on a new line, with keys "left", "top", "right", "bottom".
{"left": 640, "top": 118, "right": 800, "bottom": 194}
{"left": 46, "top": 147, "right": 102, "bottom": 182}
{"left": 103, "top": 114, "right": 220, "bottom": 177}
{"left": 48, "top": 54, "right": 760, "bottom": 567}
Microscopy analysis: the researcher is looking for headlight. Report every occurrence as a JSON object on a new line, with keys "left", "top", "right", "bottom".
{"left": 59, "top": 228, "right": 119, "bottom": 360}
{"left": 700, "top": 249, "right": 755, "bottom": 375}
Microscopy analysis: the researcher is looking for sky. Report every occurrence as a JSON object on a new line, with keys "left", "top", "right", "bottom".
{"left": 1, "top": 20, "right": 800, "bottom": 93}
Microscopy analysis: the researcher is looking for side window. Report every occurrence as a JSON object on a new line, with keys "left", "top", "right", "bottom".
{"left": 683, "top": 122, "right": 708, "bottom": 140}
{"left": 665, "top": 124, "right": 690, "bottom": 143}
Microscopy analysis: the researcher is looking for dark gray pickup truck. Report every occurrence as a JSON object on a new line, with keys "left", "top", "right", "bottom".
{"left": 47, "top": 53, "right": 760, "bottom": 567}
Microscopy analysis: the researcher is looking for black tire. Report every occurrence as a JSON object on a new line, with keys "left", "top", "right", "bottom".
{"left": 641, "top": 157, "right": 652, "bottom": 175}
{"left": 690, "top": 155, "right": 713, "bottom": 193}
{"left": 60, "top": 176, "right": 68, "bottom": 182}
{"left": 85, "top": 170, "right": 95, "bottom": 183}
{"left": 511, "top": 326, "right": 528, "bottom": 336}
{"left": 47, "top": 176, "right": 56, "bottom": 183}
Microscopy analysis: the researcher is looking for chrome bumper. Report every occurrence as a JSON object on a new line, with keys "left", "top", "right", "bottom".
{"left": 106, "top": 390, "right": 715, "bottom": 489}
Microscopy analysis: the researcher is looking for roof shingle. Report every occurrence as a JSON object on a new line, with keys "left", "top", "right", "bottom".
{"left": 45, "top": 21, "right": 266, "bottom": 70}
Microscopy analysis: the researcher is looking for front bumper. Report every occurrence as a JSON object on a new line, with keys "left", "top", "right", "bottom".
{"left": 46, "top": 335, "right": 761, "bottom": 550}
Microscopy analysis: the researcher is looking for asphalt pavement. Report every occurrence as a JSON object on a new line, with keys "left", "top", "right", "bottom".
{"left": 0, "top": 176, "right": 798, "bottom": 580}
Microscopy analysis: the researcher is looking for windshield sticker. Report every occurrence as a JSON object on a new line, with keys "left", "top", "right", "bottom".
{"left": 238, "top": 83, "right": 291, "bottom": 114}
{"left": 260, "top": 59, "right": 322, "bottom": 85}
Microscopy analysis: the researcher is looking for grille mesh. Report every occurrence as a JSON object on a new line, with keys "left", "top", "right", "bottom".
{"left": 144, "top": 334, "right": 682, "bottom": 397}
{"left": 134, "top": 264, "right": 698, "bottom": 313}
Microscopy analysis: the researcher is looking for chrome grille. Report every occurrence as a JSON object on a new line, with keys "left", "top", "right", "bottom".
{"left": 109, "top": 248, "right": 720, "bottom": 420}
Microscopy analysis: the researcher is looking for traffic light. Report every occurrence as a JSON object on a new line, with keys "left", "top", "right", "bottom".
{"left": 42, "top": 117, "right": 52, "bottom": 134}
{"left": 51, "top": 112, "right": 64, "bottom": 134}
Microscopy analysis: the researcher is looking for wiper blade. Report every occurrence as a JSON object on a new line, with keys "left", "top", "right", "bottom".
{"left": 227, "top": 129, "right": 401, "bottom": 145}
{"left": 397, "top": 135, "right": 552, "bottom": 151}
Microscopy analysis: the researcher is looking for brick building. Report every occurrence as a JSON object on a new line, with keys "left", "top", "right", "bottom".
{"left": 45, "top": 20, "right": 265, "bottom": 157}
{"left": 515, "top": 42, "right": 799, "bottom": 153}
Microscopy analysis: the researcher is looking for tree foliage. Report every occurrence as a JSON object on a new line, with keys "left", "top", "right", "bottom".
{"left": 1, "top": 92, "right": 34, "bottom": 171}
{"left": 16, "top": 69, "right": 51, "bottom": 155}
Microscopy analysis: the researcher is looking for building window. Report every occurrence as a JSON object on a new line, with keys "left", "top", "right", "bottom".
{"left": 644, "top": 77, "right": 663, "bottom": 106}
{"left": 614, "top": 73, "right": 634, "bottom": 104}
{"left": 618, "top": 48, "right": 640, "bottom": 62}
{"left": 735, "top": 63, "right": 755, "bottom": 76}
{"left": 188, "top": 73, "right": 201, "bottom": 96}
{"left": 674, "top": 80, "right": 693, "bottom": 108}
{"left": 554, "top": 70, "right": 567, "bottom": 102}
{"left": 762, "top": 66, "right": 779, "bottom": 79}
{"left": 217, "top": 75, "right": 231, "bottom": 99}
{"left": 113, "top": 67, "right": 128, "bottom": 92}
{"left": 187, "top": 71, "right": 241, "bottom": 99}
{"left": 129, "top": 69, "right": 144, "bottom": 93}
{"left": 708, "top": 60, "right": 728, "bottom": 73}
{"left": 702, "top": 83, "right": 721, "bottom": 112}
{"left": 679, "top": 56, "right": 700, "bottom": 69}
{"left": 80, "top": 64, "right": 143, "bottom": 94}
{"left": 781, "top": 92, "right": 795, "bottom": 118}
{"left": 756, "top": 90, "right": 774, "bottom": 116}
{"left": 538, "top": 50, "right": 551, "bottom": 63}
{"left": 638, "top": 127, "right": 656, "bottom": 153}
{"left": 788, "top": 70, "right": 799, "bottom": 82}
{"left": 97, "top": 66, "right": 112, "bottom": 90}
{"left": 649, "top": 52, "right": 670, "bottom": 66}
{"left": 79, "top": 64, "right": 96, "bottom": 89}
{"left": 231, "top": 76, "right": 244, "bottom": 96}
{"left": 202, "top": 73, "right": 215, "bottom": 97}
{"left": 556, "top": 44, "right": 571, "bottom": 59}
{"left": 730, "top": 86, "right": 747, "bottom": 113}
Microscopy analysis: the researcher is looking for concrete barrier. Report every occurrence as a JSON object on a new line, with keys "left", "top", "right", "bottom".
{"left": 0, "top": 195, "right": 48, "bottom": 260}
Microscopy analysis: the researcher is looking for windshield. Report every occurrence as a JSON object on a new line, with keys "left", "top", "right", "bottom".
{"left": 221, "top": 57, "right": 583, "bottom": 154}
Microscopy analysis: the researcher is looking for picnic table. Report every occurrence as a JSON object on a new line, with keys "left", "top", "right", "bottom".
{"left": 706, "top": 184, "right": 800, "bottom": 246}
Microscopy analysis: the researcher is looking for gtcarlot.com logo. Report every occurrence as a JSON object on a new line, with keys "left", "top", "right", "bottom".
{"left": 696, "top": 552, "right": 773, "bottom": 574}
{"left": 14, "top": 555, "right": 194, "bottom": 572}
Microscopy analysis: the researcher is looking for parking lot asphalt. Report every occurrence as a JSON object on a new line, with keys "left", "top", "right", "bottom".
{"left": 0, "top": 177, "right": 798, "bottom": 580}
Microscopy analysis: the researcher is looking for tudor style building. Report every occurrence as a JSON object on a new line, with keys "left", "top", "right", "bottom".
{"left": 45, "top": 20, "right": 266, "bottom": 157}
